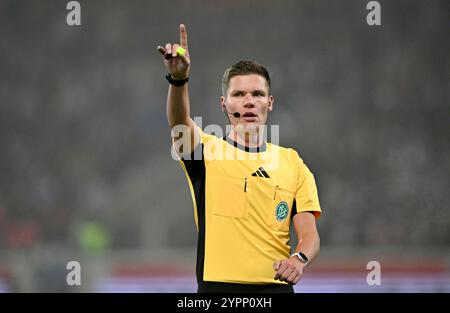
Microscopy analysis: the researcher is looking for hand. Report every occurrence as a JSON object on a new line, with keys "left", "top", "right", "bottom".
{"left": 273, "top": 256, "right": 305, "bottom": 285}
{"left": 157, "top": 24, "right": 190, "bottom": 80}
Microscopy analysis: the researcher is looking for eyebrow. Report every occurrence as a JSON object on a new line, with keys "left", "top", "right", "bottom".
{"left": 231, "top": 89, "right": 267, "bottom": 95}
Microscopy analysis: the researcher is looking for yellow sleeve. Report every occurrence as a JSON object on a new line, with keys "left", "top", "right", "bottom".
{"left": 172, "top": 124, "right": 212, "bottom": 160}
{"left": 196, "top": 124, "right": 217, "bottom": 145}
{"left": 295, "top": 154, "right": 322, "bottom": 219}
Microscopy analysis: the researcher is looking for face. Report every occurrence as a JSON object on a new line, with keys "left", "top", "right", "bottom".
{"left": 221, "top": 74, "right": 274, "bottom": 129}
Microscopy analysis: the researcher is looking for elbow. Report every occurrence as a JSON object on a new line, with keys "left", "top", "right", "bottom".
{"left": 168, "top": 117, "right": 192, "bottom": 131}
{"left": 316, "top": 235, "right": 320, "bottom": 254}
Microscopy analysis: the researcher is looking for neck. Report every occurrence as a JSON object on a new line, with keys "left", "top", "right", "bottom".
{"left": 228, "top": 125, "right": 265, "bottom": 148}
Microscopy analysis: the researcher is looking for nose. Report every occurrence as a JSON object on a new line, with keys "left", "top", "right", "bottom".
{"left": 243, "top": 94, "right": 255, "bottom": 108}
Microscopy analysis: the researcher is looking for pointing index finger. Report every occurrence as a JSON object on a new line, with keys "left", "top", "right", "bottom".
{"left": 180, "top": 24, "right": 188, "bottom": 49}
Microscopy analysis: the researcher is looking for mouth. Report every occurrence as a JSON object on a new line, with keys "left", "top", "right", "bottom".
{"left": 242, "top": 112, "right": 258, "bottom": 121}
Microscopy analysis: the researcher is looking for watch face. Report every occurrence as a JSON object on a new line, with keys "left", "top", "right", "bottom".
{"left": 298, "top": 252, "right": 308, "bottom": 262}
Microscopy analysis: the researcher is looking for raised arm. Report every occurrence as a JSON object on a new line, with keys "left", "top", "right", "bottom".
{"left": 157, "top": 24, "right": 198, "bottom": 155}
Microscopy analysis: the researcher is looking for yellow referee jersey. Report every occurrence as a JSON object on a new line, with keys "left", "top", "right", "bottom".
{"left": 179, "top": 126, "right": 322, "bottom": 285}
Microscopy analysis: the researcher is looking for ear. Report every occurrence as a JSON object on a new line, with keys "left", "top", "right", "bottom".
{"left": 268, "top": 95, "right": 274, "bottom": 112}
{"left": 220, "top": 96, "right": 226, "bottom": 111}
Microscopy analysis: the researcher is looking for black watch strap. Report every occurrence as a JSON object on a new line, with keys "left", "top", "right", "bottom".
{"left": 165, "top": 73, "right": 189, "bottom": 86}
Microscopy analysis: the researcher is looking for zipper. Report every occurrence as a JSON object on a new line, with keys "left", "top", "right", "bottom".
{"left": 244, "top": 177, "right": 247, "bottom": 193}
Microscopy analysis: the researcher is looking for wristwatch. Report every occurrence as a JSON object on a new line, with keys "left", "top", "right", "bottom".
{"left": 291, "top": 252, "right": 309, "bottom": 266}
{"left": 165, "top": 73, "right": 189, "bottom": 86}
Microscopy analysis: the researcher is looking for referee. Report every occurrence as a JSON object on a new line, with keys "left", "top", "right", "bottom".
{"left": 158, "top": 24, "right": 322, "bottom": 293}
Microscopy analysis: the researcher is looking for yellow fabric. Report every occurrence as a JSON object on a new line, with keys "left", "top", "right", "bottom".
{"left": 180, "top": 126, "right": 322, "bottom": 284}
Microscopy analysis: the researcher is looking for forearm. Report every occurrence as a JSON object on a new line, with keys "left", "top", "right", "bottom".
{"left": 166, "top": 83, "right": 197, "bottom": 155}
{"left": 294, "top": 231, "right": 320, "bottom": 265}
{"left": 167, "top": 84, "right": 192, "bottom": 129}
{"left": 274, "top": 230, "right": 320, "bottom": 284}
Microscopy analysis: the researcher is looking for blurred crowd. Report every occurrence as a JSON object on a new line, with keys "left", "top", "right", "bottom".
{"left": 0, "top": 0, "right": 448, "bottom": 253}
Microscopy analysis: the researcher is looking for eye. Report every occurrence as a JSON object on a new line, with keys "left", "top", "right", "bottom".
{"left": 253, "top": 91, "right": 265, "bottom": 97}
{"left": 232, "top": 91, "right": 244, "bottom": 97}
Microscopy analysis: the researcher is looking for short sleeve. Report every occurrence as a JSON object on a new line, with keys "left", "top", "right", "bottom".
{"left": 294, "top": 156, "right": 322, "bottom": 219}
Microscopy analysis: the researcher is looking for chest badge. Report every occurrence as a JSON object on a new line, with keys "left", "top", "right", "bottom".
{"left": 275, "top": 201, "right": 289, "bottom": 221}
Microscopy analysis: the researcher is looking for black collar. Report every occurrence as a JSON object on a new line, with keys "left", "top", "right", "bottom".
{"left": 223, "top": 136, "right": 267, "bottom": 153}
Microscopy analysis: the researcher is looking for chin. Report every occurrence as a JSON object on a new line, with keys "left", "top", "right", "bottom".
{"left": 236, "top": 123, "right": 264, "bottom": 135}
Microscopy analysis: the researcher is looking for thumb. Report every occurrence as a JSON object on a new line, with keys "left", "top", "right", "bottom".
{"left": 273, "top": 260, "right": 281, "bottom": 271}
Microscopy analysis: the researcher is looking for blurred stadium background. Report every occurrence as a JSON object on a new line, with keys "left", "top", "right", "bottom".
{"left": 0, "top": 0, "right": 449, "bottom": 292}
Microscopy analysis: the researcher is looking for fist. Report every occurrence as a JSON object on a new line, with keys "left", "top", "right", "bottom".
{"left": 273, "top": 256, "right": 305, "bottom": 285}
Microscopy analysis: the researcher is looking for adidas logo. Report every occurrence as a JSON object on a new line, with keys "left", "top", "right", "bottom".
{"left": 251, "top": 167, "right": 270, "bottom": 178}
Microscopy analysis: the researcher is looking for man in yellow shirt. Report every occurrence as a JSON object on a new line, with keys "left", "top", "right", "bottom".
{"left": 158, "top": 24, "right": 322, "bottom": 293}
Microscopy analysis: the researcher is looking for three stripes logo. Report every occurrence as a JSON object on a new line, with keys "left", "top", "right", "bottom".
{"left": 251, "top": 167, "right": 270, "bottom": 178}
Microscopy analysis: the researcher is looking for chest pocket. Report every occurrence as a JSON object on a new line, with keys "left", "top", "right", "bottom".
{"left": 246, "top": 177, "right": 295, "bottom": 232}
{"left": 209, "top": 174, "right": 249, "bottom": 219}
{"left": 267, "top": 185, "right": 295, "bottom": 232}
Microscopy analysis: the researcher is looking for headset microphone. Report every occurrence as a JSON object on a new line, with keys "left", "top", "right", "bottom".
{"left": 223, "top": 107, "right": 241, "bottom": 118}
